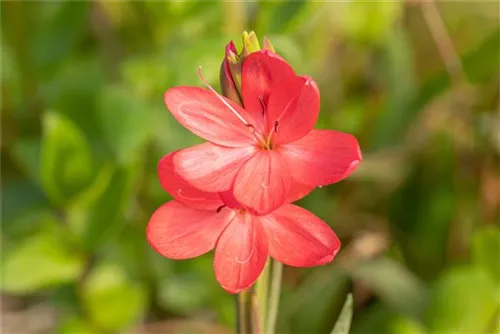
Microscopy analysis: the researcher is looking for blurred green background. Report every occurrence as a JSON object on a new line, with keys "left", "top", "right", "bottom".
{"left": 1, "top": 1, "right": 499, "bottom": 333}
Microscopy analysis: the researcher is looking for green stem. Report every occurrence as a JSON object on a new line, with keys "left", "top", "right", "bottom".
{"left": 236, "top": 290, "right": 253, "bottom": 334}
{"left": 265, "top": 259, "right": 283, "bottom": 334}
{"left": 255, "top": 258, "right": 271, "bottom": 331}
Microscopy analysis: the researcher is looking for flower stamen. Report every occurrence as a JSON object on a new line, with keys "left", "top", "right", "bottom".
{"left": 197, "top": 66, "right": 250, "bottom": 126}
{"left": 258, "top": 95, "right": 267, "bottom": 115}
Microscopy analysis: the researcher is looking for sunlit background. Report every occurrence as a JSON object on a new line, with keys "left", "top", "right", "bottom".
{"left": 1, "top": 1, "right": 499, "bottom": 333}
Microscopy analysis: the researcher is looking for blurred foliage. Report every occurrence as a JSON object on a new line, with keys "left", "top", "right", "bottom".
{"left": 1, "top": 1, "right": 499, "bottom": 333}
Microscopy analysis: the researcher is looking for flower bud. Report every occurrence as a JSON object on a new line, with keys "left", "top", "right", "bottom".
{"left": 241, "top": 31, "right": 261, "bottom": 57}
{"left": 220, "top": 41, "right": 243, "bottom": 105}
{"left": 262, "top": 36, "right": 275, "bottom": 53}
{"left": 219, "top": 31, "right": 276, "bottom": 105}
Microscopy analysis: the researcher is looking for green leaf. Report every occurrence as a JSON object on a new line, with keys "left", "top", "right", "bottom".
{"left": 0, "top": 180, "right": 48, "bottom": 230}
{"left": 351, "top": 303, "right": 398, "bottom": 334}
{"left": 472, "top": 226, "right": 500, "bottom": 284}
{"left": 69, "top": 163, "right": 140, "bottom": 251}
{"left": 330, "top": 293, "right": 354, "bottom": 334}
{"left": 426, "top": 266, "right": 498, "bottom": 333}
{"left": 97, "top": 86, "right": 152, "bottom": 166}
{"left": 1, "top": 226, "right": 85, "bottom": 294}
{"left": 10, "top": 138, "right": 42, "bottom": 182}
{"left": 57, "top": 315, "right": 94, "bottom": 334}
{"left": 350, "top": 258, "right": 428, "bottom": 317}
{"left": 41, "top": 111, "right": 95, "bottom": 205}
{"left": 81, "top": 263, "right": 148, "bottom": 332}
{"left": 282, "top": 267, "right": 351, "bottom": 334}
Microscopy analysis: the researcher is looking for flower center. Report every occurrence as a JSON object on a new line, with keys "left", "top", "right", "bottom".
{"left": 255, "top": 96, "right": 279, "bottom": 150}
{"left": 197, "top": 67, "right": 283, "bottom": 151}
{"left": 259, "top": 119, "right": 279, "bottom": 150}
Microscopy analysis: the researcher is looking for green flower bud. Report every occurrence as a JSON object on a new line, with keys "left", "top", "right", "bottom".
{"left": 219, "top": 31, "right": 276, "bottom": 105}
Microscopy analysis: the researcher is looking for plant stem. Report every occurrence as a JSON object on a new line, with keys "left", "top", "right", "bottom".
{"left": 236, "top": 290, "right": 253, "bottom": 334}
{"left": 420, "top": 0, "right": 465, "bottom": 83}
{"left": 265, "top": 259, "right": 283, "bottom": 334}
{"left": 255, "top": 258, "right": 271, "bottom": 331}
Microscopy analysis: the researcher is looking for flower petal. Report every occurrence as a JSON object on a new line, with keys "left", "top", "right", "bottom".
{"left": 241, "top": 51, "right": 295, "bottom": 132}
{"left": 147, "top": 201, "right": 234, "bottom": 260}
{"left": 287, "top": 179, "right": 315, "bottom": 203}
{"left": 267, "top": 76, "right": 320, "bottom": 145}
{"left": 233, "top": 150, "right": 291, "bottom": 215}
{"left": 165, "top": 87, "right": 255, "bottom": 147}
{"left": 174, "top": 142, "right": 256, "bottom": 192}
{"left": 218, "top": 190, "right": 243, "bottom": 210}
{"left": 278, "top": 130, "right": 362, "bottom": 187}
{"left": 158, "top": 151, "right": 223, "bottom": 210}
{"left": 214, "top": 212, "right": 268, "bottom": 293}
{"left": 260, "top": 204, "right": 340, "bottom": 267}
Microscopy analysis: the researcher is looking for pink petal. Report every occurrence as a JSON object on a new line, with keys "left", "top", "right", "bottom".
{"left": 158, "top": 151, "right": 223, "bottom": 210}
{"left": 267, "top": 76, "right": 320, "bottom": 145}
{"left": 260, "top": 204, "right": 341, "bottom": 267}
{"left": 287, "top": 179, "right": 315, "bottom": 203}
{"left": 218, "top": 190, "right": 243, "bottom": 209}
{"left": 174, "top": 142, "right": 256, "bottom": 192}
{"left": 241, "top": 51, "right": 295, "bottom": 132}
{"left": 214, "top": 212, "right": 268, "bottom": 293}
{"left": 147, "top": 201, "right": 235, "bottom": 259}
{"left": 278, "top": 130, "right": 362, "bottom": 187}
{"left": 164, "top": 87, "right": 255, "bottom": 147}
{"left": 233, "top": 150, "right": 291, "bottom": 215}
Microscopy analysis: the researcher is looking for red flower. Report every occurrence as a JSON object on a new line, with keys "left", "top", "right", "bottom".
{"left": 164, "top": 51, "right": 361, "bottom": 214}
{"left": 147, "top": 152, "right": 341, "bottom": 293}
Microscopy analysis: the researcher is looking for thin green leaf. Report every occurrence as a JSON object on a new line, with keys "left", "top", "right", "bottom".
{"left": 330, "top": 293, "right": 354, "bottom": 334}
{"left": 350, "top": 258, "right": 428, "bottom": 317}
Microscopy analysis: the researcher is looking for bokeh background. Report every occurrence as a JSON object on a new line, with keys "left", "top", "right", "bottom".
{"left": 1, "top": 1, "right": 499, "bottom": 333}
